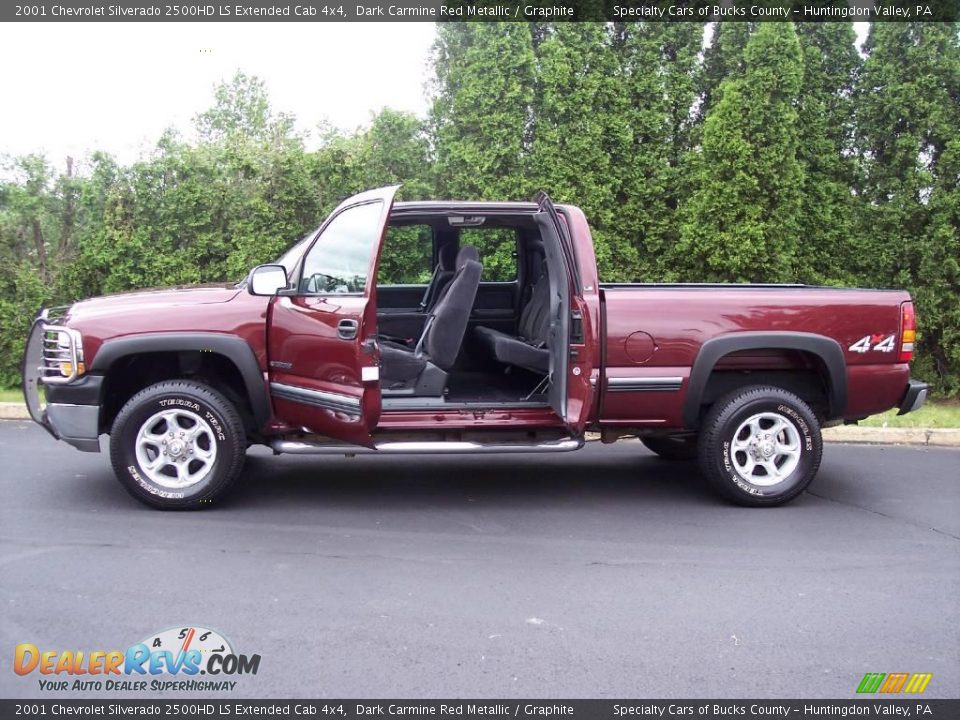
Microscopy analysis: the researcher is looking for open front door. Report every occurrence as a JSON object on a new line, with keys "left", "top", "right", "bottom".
{"left": 267, "top": 186, "right": 398, "bottom": 447}
{"left": 534, "top": 192, "right": 594, "bottom": 436}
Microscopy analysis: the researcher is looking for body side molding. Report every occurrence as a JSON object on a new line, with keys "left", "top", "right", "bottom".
{"left": 682, "top": 331, "right": 848, "bottom": 428}
{"left": 270, "top": 381, "right": 361, "bottom": 416}
{"left": 606, "top": 376, "right": 684, "bottom": 393}
{"left": 89, "top": 333, "right": 271, "bottom": 428}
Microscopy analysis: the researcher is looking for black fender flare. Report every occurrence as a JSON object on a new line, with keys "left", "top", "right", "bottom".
{"left": 89, "top": 333, "right": 271, "bottom": 429}
{"left": 682, "top": 331, "right": 847, "bottom": 429}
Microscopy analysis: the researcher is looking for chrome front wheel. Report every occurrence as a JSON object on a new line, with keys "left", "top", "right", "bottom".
{"left": 135, "top": 408, "right": 218, "bottom": 489}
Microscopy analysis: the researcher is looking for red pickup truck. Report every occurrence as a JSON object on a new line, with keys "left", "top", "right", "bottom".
{"left": 22, "top": 186, "right": 928, "bottom": 509}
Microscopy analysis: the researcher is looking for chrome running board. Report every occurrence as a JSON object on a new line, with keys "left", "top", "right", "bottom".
{"left": 270, "top": 437, "right": 584, "bottom": 456}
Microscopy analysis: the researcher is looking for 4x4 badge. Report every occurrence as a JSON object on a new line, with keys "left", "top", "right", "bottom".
{"left": 849, "top": 334, "right": 895, "bottom": 353}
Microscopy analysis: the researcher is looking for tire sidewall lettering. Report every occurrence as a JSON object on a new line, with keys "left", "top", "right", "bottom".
{"left": 776, "top": 403, "right": 814, "bottom": 451}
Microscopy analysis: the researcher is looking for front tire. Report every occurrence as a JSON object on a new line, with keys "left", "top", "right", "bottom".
{"left": 697, "top": 385, "right": 822, "bottom": 507}
{"left": 110, "top": 380, "right": 246, "bottom": 510}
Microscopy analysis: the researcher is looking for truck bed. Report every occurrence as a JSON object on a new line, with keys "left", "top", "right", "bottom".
{"left": 597, "top": 283, "right": 911, "bottom": 427}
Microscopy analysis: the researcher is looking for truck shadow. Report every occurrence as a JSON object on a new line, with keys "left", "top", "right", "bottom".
{"left": 225, "top": 443, "right": 719, "bottom": 511}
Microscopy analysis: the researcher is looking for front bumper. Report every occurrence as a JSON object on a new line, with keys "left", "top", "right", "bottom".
{"left": 897, "top": 379, "right": 929, "bottom": 416}
{"left": 21, "top": 317, "right": 102, "bottom": 452}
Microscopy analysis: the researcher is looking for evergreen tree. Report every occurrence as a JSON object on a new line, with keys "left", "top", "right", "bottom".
{"left": 697, "top": 22, "right": 753, "bottom": 126}
{"left": 794, "top": 22, "right": 861, "bottom": 284}
{"left": 430, "top": 23, "right": 536, "bottom": 200}
{"left": 676, "top": 23, "right": 805, "bottom": 283}
{"left": 606, "top": 21, "right": 664, "bottom": 282}
{"left": 529, "top": 23, "right": 632, "bottom": 277}
{"left": 855, "top": 22, "right": 960, "bottom": 393}
{"left": 607, "top": 22, "right": 704, "bottom": 281}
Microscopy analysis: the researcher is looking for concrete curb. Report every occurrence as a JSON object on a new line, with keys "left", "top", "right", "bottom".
{"left": 822, "top": 426, "right": 960, "bottom": 447}
{"left": 0, "top": 402, "right": 28, "bottom": 420}
{"left": 3, "top": 401, "right": 958, "bottom": 447}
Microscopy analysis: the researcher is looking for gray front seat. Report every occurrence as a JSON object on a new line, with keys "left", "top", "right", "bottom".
{"left": 419, "top": 242, "right": 458, "bottom": 312}
{"left": 380, "top": 246, "right": 482, "bottom": 395}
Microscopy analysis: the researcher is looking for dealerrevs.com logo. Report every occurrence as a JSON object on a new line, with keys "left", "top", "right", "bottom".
{"left": 13, "top": 626, "right": 261, "bottom": 693}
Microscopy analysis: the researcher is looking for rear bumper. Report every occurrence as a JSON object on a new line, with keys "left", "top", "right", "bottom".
{"left": 897, "top": 379, "right": 928, "bottom": 416}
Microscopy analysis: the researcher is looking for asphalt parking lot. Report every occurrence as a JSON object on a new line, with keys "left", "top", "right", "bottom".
{"left": 1, "top": 420, "right": 957, "bottom": 699}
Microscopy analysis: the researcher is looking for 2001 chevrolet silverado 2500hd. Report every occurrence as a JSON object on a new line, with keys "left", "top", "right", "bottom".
{"left": 22, "top": 187, "right": 928, "bottom": 509}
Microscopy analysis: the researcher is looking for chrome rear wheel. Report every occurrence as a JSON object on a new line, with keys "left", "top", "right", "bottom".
{"left": 728, "top": 411, "right": 802, "bottom": 487}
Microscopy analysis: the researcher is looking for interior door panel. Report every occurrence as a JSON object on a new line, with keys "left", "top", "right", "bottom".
{"left": 469, "top": 281, "right": 518, "bottom": 331}
{"left": 377, "top": 284, "right": 430, "bottom": 341}
{"left": 377, "top": 284, "right": 427, "bottom": 311}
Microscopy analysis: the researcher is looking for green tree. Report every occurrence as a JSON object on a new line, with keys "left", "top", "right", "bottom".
{"left": 855, "top": 22, "right": 960, "bottom": 394}
{"left": 697, "top": 22, "right": 754, "bottom": 127}
{"left": 676, "top": 23, "right": 806, "bottom": 283}
{"left": 312, "top": 109, "right": 435, "bottom": 284}
{"left": 793, "top": 22, "right": 862, "bottom": 284}
{"left": 194, "top": 71, "right": 294, "bottom": 144}
{"left": 608, "top": 22, "right": 704, "bottom": 281}
{"left": 0, "top": 154, "right": 85, "bottom": 386}
{"left": 430, "top": 23, "right": 536, "bottom": 200}
{"left": 529, "top": 22, "right": 633, "bottom": 278}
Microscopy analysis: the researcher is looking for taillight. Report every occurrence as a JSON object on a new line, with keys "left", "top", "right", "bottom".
{"left": 899, "top": 302, "right": 916, "bottom": 363}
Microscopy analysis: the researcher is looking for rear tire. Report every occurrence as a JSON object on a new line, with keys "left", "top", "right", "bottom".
{"left": 109, "top": 380, "right": 246, "bottom": 510}
{"left": 697, "top": 385, "right": 822, "bottom": 507}
{"left": 641, "top": 436, "right": 698, "bottom": 461}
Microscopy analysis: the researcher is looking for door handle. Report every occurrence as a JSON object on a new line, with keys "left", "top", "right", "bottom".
{"left": 337, "top": 319, "right": 359, "bottom": 340}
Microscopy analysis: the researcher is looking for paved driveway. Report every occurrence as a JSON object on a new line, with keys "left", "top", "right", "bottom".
{"left": 1, "top": 421, "right": 957, "bottom": 698}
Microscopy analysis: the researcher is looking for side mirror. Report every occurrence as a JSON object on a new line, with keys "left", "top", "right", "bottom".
{"left": 248, "top": 265, "right": 288, "bottom": 296}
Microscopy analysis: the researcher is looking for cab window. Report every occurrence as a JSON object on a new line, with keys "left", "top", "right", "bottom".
{"left": 459, "top": 228, "right": 518, "bottom": 282}
{"left": 299, "top": 201, "right": 383, "bottom": 294}
{"left": 378, "top": 224, "right": 434, "bottom": 285}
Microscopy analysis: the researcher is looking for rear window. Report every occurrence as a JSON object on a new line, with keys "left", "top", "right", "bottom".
{"left": 459, "top": 228, "right": 518, "bottom": 282}
{"left": 379, "top": 224, "right": 434, "bottom": 285}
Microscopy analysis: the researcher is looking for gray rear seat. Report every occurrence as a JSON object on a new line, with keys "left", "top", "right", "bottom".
{"left": 474, "top": 243, "right": 550, "bottom": 374}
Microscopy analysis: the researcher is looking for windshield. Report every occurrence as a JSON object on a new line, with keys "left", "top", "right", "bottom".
{"left": 234, "top": 231, "right": 315, "bottom": 288}
{"left": 275, "top": 231, "right": 315, "bottom": 277}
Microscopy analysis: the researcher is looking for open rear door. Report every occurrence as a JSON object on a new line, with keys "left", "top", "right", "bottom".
{"left": 533, "top": 192, "right": 594, "bottom": 436}
{"left": 267, "top": 186, "right": 398, "bottom": 447}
